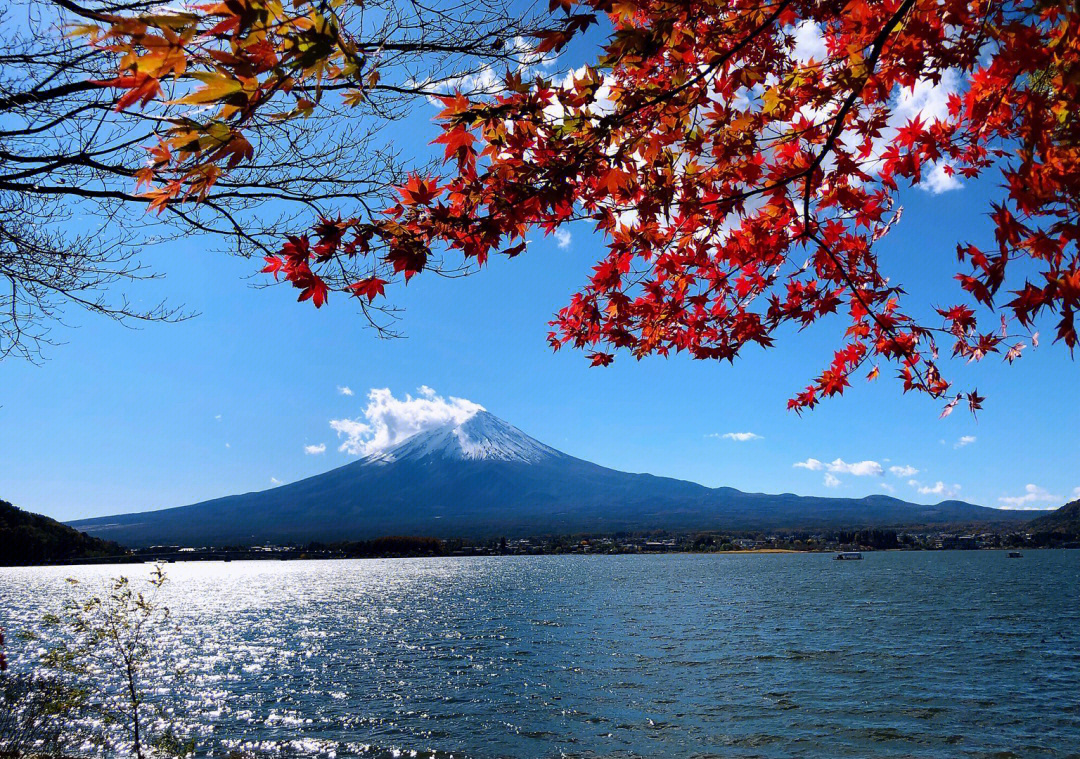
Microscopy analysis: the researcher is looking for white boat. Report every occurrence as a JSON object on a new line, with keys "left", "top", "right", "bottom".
{"left": 835, "top": 551, "right": 863, "bottom": 560}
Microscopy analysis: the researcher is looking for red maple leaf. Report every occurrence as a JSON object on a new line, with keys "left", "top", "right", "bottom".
{"left": 349, "top": 277, "right": 387, "bottom": 302}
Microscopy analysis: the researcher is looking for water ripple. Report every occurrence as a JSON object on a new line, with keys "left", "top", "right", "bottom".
{"left": 1, "top": 551, "right": 1078, "bottom": 757}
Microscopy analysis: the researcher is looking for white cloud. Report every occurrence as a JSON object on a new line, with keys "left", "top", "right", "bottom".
{"left": 337, "top": 385, "right": 354, "bottom": 396}
{"left": 999, "top": 484, "right": 1062, "bottom": 509}
{"left": 442, "top": 65, "right": 501, "bottom": 96}
{"left": 893, "top": 70, "right": 964, "bottom": 194}
{"left": 923, "top": 162, "right": 962, "bottom": 194}
{"left": 225, "top": 443, "right": 230, "bottom": 448}
{"left": 795, "top": 457, "right": 883, "bottom": 476}
{"left": 270, "top": 477, "right": 281, "bottom": 485}
{"left": 835, "top": 68, "right": 964, "bottom": 192}
{"left": 556, "top": 66, "right": 616, "bottom": 118}
{"left": 889, "top": 465, "right": 919, "bottom": 477}
{"left": 954, "top": 435, "right": 976, "bottom": 449}
{"left": 880, "top": 483, "right": 896, "bottom": 493}
{"left": 829, "top": 459, "right": 884, "bottom": 476}
{"left": 330, "top": 387, "right": 484, "bottom": 457}
{"left": 1073, "top": 486, "right": 1080, "bottom": 499}
{"left": 791, "top": 20, "right": 827, "bottom": 63}
{"left": 895, "top": 71, "right": 957, "bottom": 124}
{"left": 304, "top": 443, "right": 327, "bottom": 455}
{"left": 419, "top": 37, "right": 555, "bottom": 104}
{"left": 794, "top": 457, "right": 876, "bottom": 475}
{"left": 713, "top": 431, "right": 762, "bottom": 442}
{"left": 917, "top": 481, "right": 962, "bottom": 498}
{"left": 214, "top": 414, "right": 222, "bottom": 421}
{"left": 328, "top": 419, "right": 370, "bottom": 453}
{"left": 824, "top": 473, "right": 842, "bottom": 488}
{"left": 554, "top": 229, "right": 572, "bottom": 249}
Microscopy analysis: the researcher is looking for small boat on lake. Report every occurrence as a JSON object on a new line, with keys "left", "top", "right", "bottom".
{"left": 835, "top": 552, "right": 862, "bottom": 561}
{"left": 1008, "top": 551, "right": 1023, "bottom": 558}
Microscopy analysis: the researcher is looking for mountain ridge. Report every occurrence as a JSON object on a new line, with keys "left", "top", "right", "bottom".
{"left": 68, "top": 410, "right": 1047, "bottom": 546}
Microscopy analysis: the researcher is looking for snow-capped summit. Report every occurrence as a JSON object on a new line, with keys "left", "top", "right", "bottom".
{"left": 373, "top": 410, "right": 562, "bottom": 464}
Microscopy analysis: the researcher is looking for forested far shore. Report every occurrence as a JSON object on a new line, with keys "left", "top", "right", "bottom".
{"left": 7, "top": 528, "right": 1076, "bottom": 568}
{"left": 5, "top": 494, "right": 1078, "bottom": 567}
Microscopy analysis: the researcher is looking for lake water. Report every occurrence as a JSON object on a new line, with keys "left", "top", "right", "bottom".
{"left": 2, "top": 551, "right": 1079, "bottom": 757}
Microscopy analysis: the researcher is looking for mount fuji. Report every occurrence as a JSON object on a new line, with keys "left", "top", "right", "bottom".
{"left": 69, "top": 410, "right": 1037, "bottom": 547}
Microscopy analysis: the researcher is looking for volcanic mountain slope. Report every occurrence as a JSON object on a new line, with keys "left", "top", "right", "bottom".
{"left": 69, "top": 411, "right": 1040, "bottom": 546}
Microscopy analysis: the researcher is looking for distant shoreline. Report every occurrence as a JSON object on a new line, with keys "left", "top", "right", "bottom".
{"left": 5, "top": 545, "right": 1075, "bottom": 569}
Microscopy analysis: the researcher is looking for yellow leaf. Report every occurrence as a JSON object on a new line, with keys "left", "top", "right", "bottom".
{"left": 140, "top": 12, "right": 199, "bottom": 29}
{"left": 730, "top": 113, "right": 755, "bottom": 133}
{"left": 65, "top": 23, "right": 101, "bottom": 38}
{"left": 205, "top": 121, "right": 234, "bottom": 144}
{"left": 295, "top": 97, "right": 316, "bottom": 118}
{"left": 738, "top": 67, "right": 763, "bottom": 87}
{"left": 847, "top": 49, "right": 867, "bottom": 80}
{"left": 135, "top": 48, "right": 187, "bottom": 79}
{"left": 172, "top": 72, "right": 243, "bottom": 105}
{"left": 610, "top": 1, "right": 637, "bottom": 21}
{"left": 762, "top": 87, "right": 784, "bottom": 115}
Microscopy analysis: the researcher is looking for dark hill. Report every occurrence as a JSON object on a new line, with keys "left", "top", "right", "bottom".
{"left": 67, "top": 411, "right": 1044, "bottom": 547}
{"left": 1028, "top": 499, "right": 1080, "bottom": 538}
{"left": 1, "top": 499, "right": 124, "bottom": 566}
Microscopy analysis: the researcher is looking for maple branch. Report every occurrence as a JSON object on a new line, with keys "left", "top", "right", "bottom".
{"left": 0, "top": 80, "right": 106, "bottom": 112}
{"left": 597, "top": 0, "right": 794, "bottom": 130}
{"left": 806, "top": 230, "right": 936, "bottom": 394}
{"left": 799, "top": 0, "right": 917, "bottom": 231}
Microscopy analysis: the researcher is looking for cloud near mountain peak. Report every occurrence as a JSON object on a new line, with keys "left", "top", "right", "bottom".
{"left": 330, "top": 387, "right": 485, "bottom": 457}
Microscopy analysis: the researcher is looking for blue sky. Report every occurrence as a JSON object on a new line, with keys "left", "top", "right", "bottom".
{"left": 2, "top": 23, "right": 1078, "bottom": 522}
{"left": 3, "top": 167, "right": 1077, "bottom": 522}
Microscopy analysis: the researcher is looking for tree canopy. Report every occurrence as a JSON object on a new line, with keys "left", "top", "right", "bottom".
{"left": 87, "top": 0, "right": 1079, "bottom": 410}
{"left": 1, "top": 0, "right": 540, "bottom": 358}
{"left": 0, "top": 498, "right": 122, "bottom": 565}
